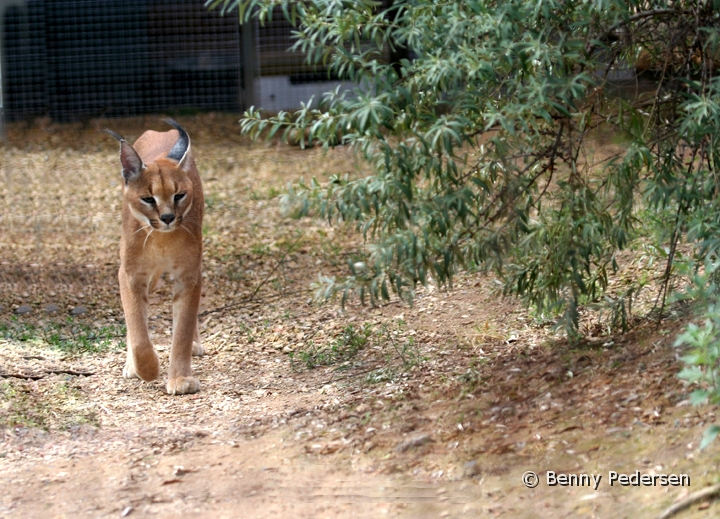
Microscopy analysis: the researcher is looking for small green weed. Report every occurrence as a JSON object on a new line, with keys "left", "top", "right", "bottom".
{"left": 365, "top": 366, "right": 396, "bottom": 383}
{"left": 289, "top": 321, "right": 427, "bottom": 380}
{"left": 292, "top": 324, "right": 372, "bottom": 369}
{"left": 0, "top": 316, "right": 125, "bottom": 353}
{"left": 361, "top": 322, "right": 426, "bottom": 384}
{"left": 226, "top": 264, "right": 246, "bottom": 281}
{"left": 238, "top": 322, "right": 256, "bottom": 344}
{"left": 250, "top": 243, "right": 271, "bottom": 256}
{"left": 379, "top": 322, "right": 424, "bottom": 370}
{"left": 0, "top": 380, "right": 99, "bottom": 431}
{"left": 457, "top": 366, "right": 483, "bottom": 388}
{"left": 0, "top": 382, "right": 44, "bottom": 429}
{"left": 249, "top": 186, "right": 281, "bottom": 201}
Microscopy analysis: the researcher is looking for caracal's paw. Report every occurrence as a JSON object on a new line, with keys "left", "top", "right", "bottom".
{"left": 167, "top": 376, "right": 201, "bottom": 395}
{"left": 192, "top": 341, "right": 204, "bottom": 357}
{"left": 124, "top": 350, "right": 160, "bottom": 381}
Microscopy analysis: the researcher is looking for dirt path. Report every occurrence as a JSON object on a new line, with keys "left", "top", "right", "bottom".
{"left": 2, "top": 115, "right": 720, "bottom": 519}
{"left": 2, "top": 285, "right": 718, "bottom": 519}
{"left": 2, "top": 430, "right": 485, "bottom": 519}
{"left": 2, "top": 374, "right": 718, "bottom": 519}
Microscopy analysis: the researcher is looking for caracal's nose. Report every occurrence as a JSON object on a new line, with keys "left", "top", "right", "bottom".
{"left": 160, "top": 213, "right": 175, "bottom": 225}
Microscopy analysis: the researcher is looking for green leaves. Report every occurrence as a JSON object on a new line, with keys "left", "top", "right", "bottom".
{"left": 203, "top": 0, "right": 720, "bottom": 453}
{"left": 208, "top": 1, "right": 720, "bottom": 339}
{"left": 674, "top": 266, "right": 720, "bottom": 450}
{"left": 700, "top": 425, "right": 720, "bottom": 451}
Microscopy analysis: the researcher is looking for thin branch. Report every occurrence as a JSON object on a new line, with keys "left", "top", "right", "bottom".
{"left": 44, "top": 369, "right": 94, "bottom": 377}
{"left": 611, "top": 9, "right": 681, "bottom": 32}
{"left": 199, "top": 235, "right": 307, "bottom": 318}
{"left": 252, "top": 235, "right": 303, "bottom": 301}
{"left": 0, "top": 369, "right": 95, "bottom": 380}
{"left": 199, "top": 288, "right": 313, "bottom": 318}
{"left": 652, "top": 149, "right": 700, "bottom": 323}
{"left": 585, "top": 9, "right": 682, "bottom": 55}
{"left": 0, "top": 373, "right": 44, "bottom": 380}
{"left": 658, "top": 483, "right": 720, "bottom": 519}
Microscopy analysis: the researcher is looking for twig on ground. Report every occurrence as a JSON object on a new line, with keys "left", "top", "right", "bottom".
{"left": 0, "top": 369, "right": 95, "bottom": 380}
{"left": 199, "top": 288, "right": 313, "bottom": 318}
{"left": 0, "top": 373, "right": 44, "bottom": 380}
{"left": 44, "top": 369, "right": 95, "bottom": 377}
{"left": 247, "top": 234, "right": 304, "bottom": 302}
{"left": 657, "top": 483, "right": 720, "bottom": 519}
{"left": 199, "top": 234, "right": 307, "bottom": 317}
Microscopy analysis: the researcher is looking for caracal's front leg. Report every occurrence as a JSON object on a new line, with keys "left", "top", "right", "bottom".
{"left": 167, "top": 272, "right": 202, "bottom": 395}
{"left": 171, "top": 296, "right": 204, "bottom": 357}
{"left": 119, "top": 268, "right": 160, "bottom": 382}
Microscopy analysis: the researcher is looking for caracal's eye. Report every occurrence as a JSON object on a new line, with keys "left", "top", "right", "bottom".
{"left": 174, "top": 193, "right": 186, "bottom": 204}
{"left": 141, "top": 196, "right": 156, "bottom": 205}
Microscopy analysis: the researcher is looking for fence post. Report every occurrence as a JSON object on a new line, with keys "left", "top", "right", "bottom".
{"left": 0, "top": 0, "right": 28, "bottom": 140}
{"left": 239, "top": 14, "right": 256, "bottom": 111}
{"left": 0, "top": 1, "right": 6, "bottom": 140}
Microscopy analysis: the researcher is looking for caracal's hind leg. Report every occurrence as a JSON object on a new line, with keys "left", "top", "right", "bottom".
{"left": 167, "top": 273, "right": 201, "bottom": 395}
{"left": 172, "top": 307, "right": 203, "bottom": 357}
{"left": 192, "top": 323, "right": 204, "bottom": 357}
{"left": 119, "top": 268, "right": 160, "bottom": 382}
{"left": 149, "top": 271, "right": 162, "bottom": 292}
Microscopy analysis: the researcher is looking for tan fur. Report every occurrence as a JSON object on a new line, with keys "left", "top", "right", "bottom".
{"left": 110, "top": 124, "right": 204, "bottom": 395}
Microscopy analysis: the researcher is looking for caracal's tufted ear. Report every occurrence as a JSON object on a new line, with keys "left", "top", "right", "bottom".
{"left": 104, "top": 129, "right": 146, "bottom": 183}
{"left": 163, "top": 119, "right": 191, "bottom": 170}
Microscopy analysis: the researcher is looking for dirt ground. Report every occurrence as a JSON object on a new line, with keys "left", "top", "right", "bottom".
{"left": 1, "top": 114, "right": 720, "bottom": 519}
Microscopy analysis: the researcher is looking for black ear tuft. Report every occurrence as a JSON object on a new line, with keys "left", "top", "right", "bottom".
{"left": 104, "top": 128, "right": 125, "bottom": 143}
{"left": 164, "top": 119, "right": 191, "bottom": 167}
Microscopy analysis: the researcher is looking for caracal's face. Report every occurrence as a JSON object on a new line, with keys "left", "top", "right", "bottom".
{"left": 124, "top": 160, "right": 195, "bottom": 233}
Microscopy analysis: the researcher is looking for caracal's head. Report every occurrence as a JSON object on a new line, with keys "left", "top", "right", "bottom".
{"left": 105, "top": 120, "right": 194, "bottom": 233}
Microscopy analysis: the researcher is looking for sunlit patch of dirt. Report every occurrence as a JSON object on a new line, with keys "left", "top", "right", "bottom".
{"left": 1, "top": 114, "right": 719, "bottom": 519}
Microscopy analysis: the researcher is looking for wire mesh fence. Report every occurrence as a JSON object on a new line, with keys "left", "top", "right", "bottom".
{"left": 0, "top": 0, "right": 368, "bottom": 124}
{"left": 2, "top": 0, "right": 243, "bottom": 121}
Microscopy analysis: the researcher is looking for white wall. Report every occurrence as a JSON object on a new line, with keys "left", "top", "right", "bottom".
{"left": 254, "top": 76, "right": 355, "bottom": 113}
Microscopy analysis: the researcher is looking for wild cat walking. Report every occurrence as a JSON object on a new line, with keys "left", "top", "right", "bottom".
{"left": 105, "top": 119, "right": 204, "bottom": 395}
